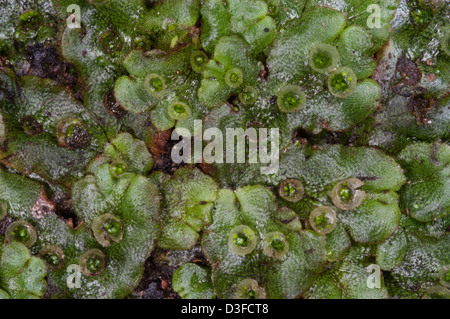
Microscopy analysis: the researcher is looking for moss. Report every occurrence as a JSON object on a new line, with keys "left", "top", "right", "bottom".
{"left": 0, "top": 162, "right": 160, "bottom": 298}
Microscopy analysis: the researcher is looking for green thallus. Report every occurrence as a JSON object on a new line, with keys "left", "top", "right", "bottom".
{"left": 90, "top": 0, "right": 109, "bottom": 6}
{"left": 275, "top": 207, "right": 302, "bottom": 232}
{"left": 411, "top": 8, "right": 432, "bottom": 26}
{"left": 0, "top": 201, "right": 7, "bottom": 220}
{"left": 0, "top": 0, "right": 446, "bottom": 300}
{"left": 442, "top": 31, "right": 450, "bottom": 56}
{"left": 423, "top": 286, "right": 450, "bottom": 299}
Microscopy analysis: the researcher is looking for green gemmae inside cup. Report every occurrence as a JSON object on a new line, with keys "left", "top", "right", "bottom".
{"left": 99, "top": 30, "right": 122, "bottom": 54}
{"left": 109, "top": 160, "right": 127, "bottom": 177}
{"left": 411, "top": 8, "right": 432, "bottom": 26}
{"left": 309, "top": 206, "right": 337, "bottom": 235}
{"left": 6, "top": 220, "right": 37, "bottom": 248}
{"left": 190, "top": 50, "right": 209, "bottom": 73}
{"left": 80, "top": 249, "right": 106, "bottom": 276}
{"left": 330, "top": 177, "right": 366, "bottom": 210}
{"left": 225, "top": 68, "right": 244, "bottom": 88}
{"left": 92, "top": 213, "right": 124, "bottom": 247}
{"left": 239, "top": 86, "right": 258, "bottom": 105}
{"left": 39, "top": 245, "right": 65, "bottom": 270}
{"left": 263, "top": 231, "right": 289, "bottom": 259}
{"left": 277, "top": 85, "right": 307, "bottom": 113}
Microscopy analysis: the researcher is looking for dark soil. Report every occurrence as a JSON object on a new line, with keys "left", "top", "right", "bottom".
{"left": 407, "top": 95, "right": 435, "bottom": 125}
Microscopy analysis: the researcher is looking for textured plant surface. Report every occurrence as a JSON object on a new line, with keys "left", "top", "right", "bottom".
{"left": 0, "top": 0, "right": 448, "bottom": 299}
